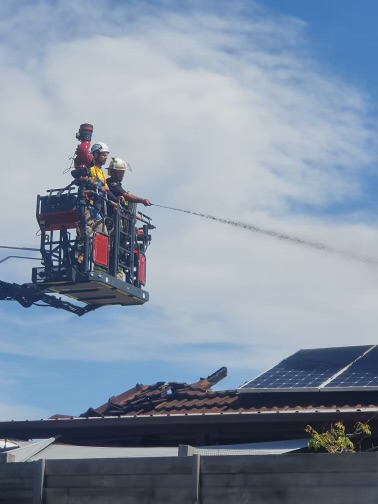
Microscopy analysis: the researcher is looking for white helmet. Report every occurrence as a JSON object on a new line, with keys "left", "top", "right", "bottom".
{"left": 108, "top": 157, "right": 133, "bottom": 172}
{"left": 90, "top": 142, "right": 110, "bottom": 155}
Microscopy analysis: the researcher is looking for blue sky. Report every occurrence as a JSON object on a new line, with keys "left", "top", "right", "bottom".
{"left": 1, "top": 0, "right": 378, "bottom": 420}
{"left": 264, "top": 0, "right": 378, "bottom": 96}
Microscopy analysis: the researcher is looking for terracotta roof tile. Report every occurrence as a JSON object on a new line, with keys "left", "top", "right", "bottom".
{"left": 77, "top": 367, "right": 378, "bottom": 420}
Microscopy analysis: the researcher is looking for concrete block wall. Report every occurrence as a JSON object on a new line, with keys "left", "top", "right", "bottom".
{"left": 1, "top": 452, "right": 377, "bottom": 503}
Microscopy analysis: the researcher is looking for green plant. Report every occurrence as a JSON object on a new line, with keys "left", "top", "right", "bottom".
{"left": 305, "top": 421, "right": 371, "bottom": 453}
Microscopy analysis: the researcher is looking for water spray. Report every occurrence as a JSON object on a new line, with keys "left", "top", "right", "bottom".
{"left": 153, "top": 204, "right": 378, "bottom": 267}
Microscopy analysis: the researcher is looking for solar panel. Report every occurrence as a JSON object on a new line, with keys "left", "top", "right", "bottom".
{"left": 239, "top": 345, "right": 373, "bottom": 391}
{"left": 325, "top": 346, "right": 378, "bottom": 389}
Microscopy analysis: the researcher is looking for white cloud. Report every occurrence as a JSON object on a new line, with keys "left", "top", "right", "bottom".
{"left": 0, "top": 0, "right": 378, "bottom": 418}
{"left": 0, "top": 365, "right": 50, "bottom": 421}
{"left": 0, "top": 402, "right": 48, "bottom": 422}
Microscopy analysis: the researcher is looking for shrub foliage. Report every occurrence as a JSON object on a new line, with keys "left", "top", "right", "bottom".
{"left": 305, "top": 421, "right": 371, "bottom": 453}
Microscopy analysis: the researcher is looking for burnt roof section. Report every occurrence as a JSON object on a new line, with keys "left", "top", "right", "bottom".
{"left": 80, "top": 367, "right": 229, "bottom": 418}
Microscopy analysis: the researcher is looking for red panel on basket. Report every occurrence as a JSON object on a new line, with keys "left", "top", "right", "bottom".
{"left": 93, "top": 233, "right": 109, "bottom": 267}
{"left": 138, "top": 252, "right": 146, "bottom": 285}
{"left": 39, "top": 211, "right": 79, "bottom": 231}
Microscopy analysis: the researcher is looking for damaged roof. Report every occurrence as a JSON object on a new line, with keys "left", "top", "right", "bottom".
{"left": 78, "top": 366, "right": 233, "bottom": 418}
{"left": 2, "top": 364, "right": 378, "bottom": 445}
{"left": 75, "top": 365, "right": 378, "bottom": 419}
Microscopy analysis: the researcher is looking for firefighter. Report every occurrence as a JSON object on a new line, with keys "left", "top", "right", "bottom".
{"left": 72, "top": 143, "right": 118, "bottom": 237}
{"left": 72, "top": 140, "right": 119, "bottom": 268}
{"left": 106, "top": 157, "right": 151, "bottom": 282}
{"left": 106, "top": 157, "right": 152, "bottom": 207}
{"left": 71, "top": 124, "right": 119, "bottom": 218}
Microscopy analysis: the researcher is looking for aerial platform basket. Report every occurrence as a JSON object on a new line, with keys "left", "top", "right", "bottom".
{"left": 32, "top": 266, "right": 149, "bottom": 307}
{"left": 10, "top": 183, "right": 155, "bottom": 315}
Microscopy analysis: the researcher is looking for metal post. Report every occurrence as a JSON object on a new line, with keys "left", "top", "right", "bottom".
{"left": 192, "top": 454, "right": 201, "bottom": 504}
{"left": 112, "top": 207, "right": 120, "bottom": 278}
{"left": 130, "top": 211, "right": 136, "bottom": 285}
{"left": 32, "top": 458, "right": 45, "bottom": 504}
{"left": 78, "top": 184, "right": 90, "bottom": 273}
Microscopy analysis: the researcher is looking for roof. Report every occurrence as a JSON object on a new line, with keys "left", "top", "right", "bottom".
{"left": 0, "top": 439, "right": 19, "bottom": 451}
{"left": 195, "top": 439, "right": 309, "bottom": 456}
{"left": 80, "top": 384, "right": 240, "bottom": 418}
{"left": 2, "top": 358, "right": 378, "bottom": 446}
{"left": 76, "top": 377, "right": 378, "bottom": 419}
{"left": 5, "top": 438, "right": 178, "bottom": 461}
{"left": 78, "top": 366, "right": 233, "bottom": 418}
{"left": 3, "top": 438, "right": 307, "bottom": 461}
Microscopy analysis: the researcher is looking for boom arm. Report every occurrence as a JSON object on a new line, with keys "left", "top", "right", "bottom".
{"left": 0, "top": 280, "right": 100, "bottom": 316}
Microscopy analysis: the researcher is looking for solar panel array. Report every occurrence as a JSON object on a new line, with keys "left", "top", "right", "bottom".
{"left": 239, "top": 345, "right": 376, "bottom": 391}
{"left": 325, "top": 345, "right": 378, "bottom": 389}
